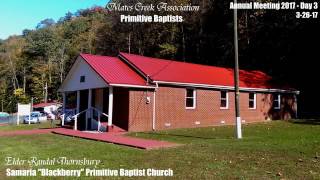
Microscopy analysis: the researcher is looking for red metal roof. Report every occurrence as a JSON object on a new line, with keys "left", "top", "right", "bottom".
{"left": 80, "top": 54, "right": 148, "bottom": 86}
{"left": 78, "top": 52, "right": 291, "bottom": 90}
{"left": 120, "top": 52, "right": 275, "bottom": 89}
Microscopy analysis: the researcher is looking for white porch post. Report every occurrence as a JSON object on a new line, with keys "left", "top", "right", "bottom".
{"left": 76, "top": 91, "right": 80, "bottom": 114}
{"left": 74, "top": 90, "right": 80, "bottom": 131}
{"left": 98, "top": 112, "right": 101, "bottom": 132}
{"left": 86, "top": 89, "right": 92, "bottom": 131}
{"left": 74, "top": 116, "right": 77, "bottom": 130}
{"left": 108, "top": 86, "right": 113, "bottom": 129}
{"left": 62, "top": 92, "right": 66, "bottom": 126}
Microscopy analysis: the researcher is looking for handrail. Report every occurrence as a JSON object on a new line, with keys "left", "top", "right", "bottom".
{"left": 72, "top": 109, "right": 89, "bottom": 118}
{"left": 90, "top": 107, "right": 108, "bottom": 132}
{"left": 67, "top": 107, "right": 109, "bottom": 131}
{"left": 90, "top": 107, "right": 108, "bottom": 118}
{"left": 72, "top": 109, "right": 91, "bottom": 131}
{"left": 61, "top": 108, "right": 76, "bottom": 126}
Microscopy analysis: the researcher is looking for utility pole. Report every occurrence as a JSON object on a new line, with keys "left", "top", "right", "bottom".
{"left": 31, "top": 97, "right": 34, "bottom": 111}
{"left": 23, "top": 67, "right": 26, "bottom": 94}
{"left": 234, "top": 0, "right": 242, "bottom": 139}
{"left": 44, "top": 82, "right": 48, "bottom": 103}
{"left": 128, "top": 33, "right": 131, "bottom": 54}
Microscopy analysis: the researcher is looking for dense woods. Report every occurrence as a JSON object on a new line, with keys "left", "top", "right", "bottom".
{"left": 0, "top": 0, "right": 319, "bottom": 117}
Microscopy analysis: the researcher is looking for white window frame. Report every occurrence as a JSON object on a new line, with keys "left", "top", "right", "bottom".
{"left": 220, "top": 91, "right": 229, "bottom": 109}
{"left": 185, "top": 88, "right": 196, "bottom": 109}
{"left": 248, "top": 93, "right": 257, "bottom": 109}
{"left": 274, "top": 94, "right": 281, "bottom": 109}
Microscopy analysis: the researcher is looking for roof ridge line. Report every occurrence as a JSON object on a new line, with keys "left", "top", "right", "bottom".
{"left": 119, "top": 52, "right": 271, "bottom": 75}
{"left": 118, "top": 53, "right": 152, "bottom": 84}
{"left": 149, "top": 60, "right": 174, "bottom": 78}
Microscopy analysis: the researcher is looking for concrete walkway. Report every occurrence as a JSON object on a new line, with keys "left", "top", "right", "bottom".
{"left": 52, "top": 128, "right": 180, "bottom": 150}
{"left": 0, "top": 128, "right": 180, "bottom": 150}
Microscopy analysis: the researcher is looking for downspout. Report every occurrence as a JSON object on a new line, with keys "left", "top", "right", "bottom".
{"left": 152, "top": 82, "right": 159, "bottom": 131}
{"left": 294, "top": 93, "right": 298, "bottom": 119}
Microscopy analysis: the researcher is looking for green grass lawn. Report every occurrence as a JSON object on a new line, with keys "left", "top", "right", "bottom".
{"left": 0, "top": 121, "right": 59, "bottom": 132}
{"left": 0, "top": 120, "right": 319, "bottom": 179}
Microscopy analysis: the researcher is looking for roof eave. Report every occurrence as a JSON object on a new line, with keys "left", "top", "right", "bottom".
{"left": 153, "top": 80, "right": 299, "bottom": 94}
{"left": 110, "top": 83, "right": 156, "bottom": 89}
